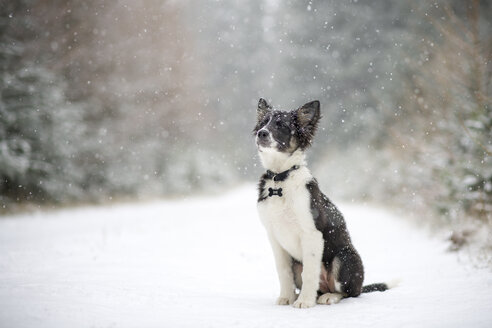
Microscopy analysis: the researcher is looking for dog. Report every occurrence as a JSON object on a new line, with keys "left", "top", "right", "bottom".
{"left": 254, "top": 98, "right": 391, "bottom": 308}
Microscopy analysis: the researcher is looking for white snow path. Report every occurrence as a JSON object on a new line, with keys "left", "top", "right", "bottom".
{"left": 0, "top": 185, "right": 491, "bottom": 328}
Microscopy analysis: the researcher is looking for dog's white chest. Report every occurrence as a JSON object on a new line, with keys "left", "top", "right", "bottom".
{"left": 257, "top": 169, "right": 316, "bottom": 262}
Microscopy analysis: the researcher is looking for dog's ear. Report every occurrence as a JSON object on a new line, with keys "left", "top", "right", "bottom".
{"left": 295, "top": 100, "right": 321, "bottom": 148}
{"left": 257, "top": 98, "right": 272, "bottom": 122}
{"left": 297, "top": 100, "right": 320, "bottom": 127}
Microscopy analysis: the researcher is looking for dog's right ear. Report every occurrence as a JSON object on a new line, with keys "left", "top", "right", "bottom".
{"left": 257, "top": 98, "right": 272, "bottom": 122}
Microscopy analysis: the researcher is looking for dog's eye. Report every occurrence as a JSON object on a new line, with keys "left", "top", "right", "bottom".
{"left": 276, "top": 121, "right": 289, "bottom": 130}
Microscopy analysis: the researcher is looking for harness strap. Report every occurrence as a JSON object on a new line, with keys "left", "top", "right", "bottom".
{"left": 264, "top": 165, "right": 300, "bottom": 198}
{"left": 264, "top": 165, "right": 300, "bottom": 182}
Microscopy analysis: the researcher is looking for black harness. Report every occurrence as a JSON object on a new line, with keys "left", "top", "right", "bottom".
{"left": 264, "top": 165, "right": 299, "bottom": 198}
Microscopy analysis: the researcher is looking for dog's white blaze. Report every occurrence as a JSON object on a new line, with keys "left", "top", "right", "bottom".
{"left": 257, "top": 153, "right": 324, "bottom": 308}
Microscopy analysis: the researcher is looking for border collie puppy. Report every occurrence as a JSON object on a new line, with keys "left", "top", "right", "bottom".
{"left": 254, "top": 98, "right": 390, "bottom": 308}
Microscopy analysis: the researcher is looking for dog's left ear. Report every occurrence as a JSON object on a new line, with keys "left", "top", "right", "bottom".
{"left": 296, "top": 100, "right": 320, "bottom": 128}
{"left": 295, "top": 100, "right": 321, "bottom": 148}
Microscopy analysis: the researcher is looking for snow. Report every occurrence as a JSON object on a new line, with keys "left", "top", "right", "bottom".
{"left": 0, "top": 185, "right": 491, "bottom": 328}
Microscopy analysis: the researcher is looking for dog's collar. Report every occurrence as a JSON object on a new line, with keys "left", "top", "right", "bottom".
{"left": 264, "top": 165, "right": 300, "bottom": 182}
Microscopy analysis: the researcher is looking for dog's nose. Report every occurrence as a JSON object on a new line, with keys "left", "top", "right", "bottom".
{"left": 258, "top": 129, "right": 269, "bottom": 140}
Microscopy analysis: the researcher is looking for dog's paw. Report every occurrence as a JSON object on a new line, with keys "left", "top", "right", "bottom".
{"left": 276, "top": 297, "right": 292, "bottom": 305}
{"left": 317, "top": 293, "right": 343, "bottom": 305}
{"left": 292, "top": 298, "right": 316, "bottom": 309}
{"left": 276, "top": 295, "right": 296, "bottom": 305}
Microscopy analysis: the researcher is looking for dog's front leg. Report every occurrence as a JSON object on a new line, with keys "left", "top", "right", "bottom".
{"left": 293, "top": 231, "right": 323, "bottom": 308}
{"left": 267, "top": 233, "right": 297, "bottom": 305}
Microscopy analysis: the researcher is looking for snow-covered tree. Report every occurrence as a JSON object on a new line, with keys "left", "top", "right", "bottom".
{"left": 0, "top": 3, "right": 87, "bottom": 203}
{"left": 387, "top": 0, "right": 491, "bottom": 226}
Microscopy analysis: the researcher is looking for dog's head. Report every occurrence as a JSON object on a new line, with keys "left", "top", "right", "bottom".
{"left": 253, "top": 98, "right": 321, "bottom": 155}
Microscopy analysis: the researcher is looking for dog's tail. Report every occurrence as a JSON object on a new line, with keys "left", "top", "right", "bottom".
{"left": 362, "top": 279, "right": 400, "bottom": 293}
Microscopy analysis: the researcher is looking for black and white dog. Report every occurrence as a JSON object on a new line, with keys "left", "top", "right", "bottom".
{"left": 254, "top": 98, "right": 391, "bottom": 308}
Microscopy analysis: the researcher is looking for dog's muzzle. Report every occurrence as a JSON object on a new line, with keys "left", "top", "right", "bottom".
{"left": 256, "top": 129, "right": 271, "bottom": 147}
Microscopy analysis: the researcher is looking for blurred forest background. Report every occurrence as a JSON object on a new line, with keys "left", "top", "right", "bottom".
{"left": 0, "top": 1, "right": 491, "bottom": 256}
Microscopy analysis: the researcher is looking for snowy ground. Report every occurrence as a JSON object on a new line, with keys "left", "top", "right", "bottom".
{"left": 0, "top": 185, "right": 491, "bottom": 328}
